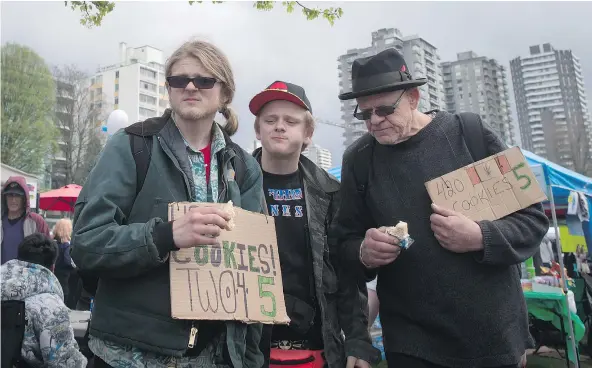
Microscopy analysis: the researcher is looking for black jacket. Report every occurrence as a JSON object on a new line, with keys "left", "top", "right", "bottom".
{"left": 253, "top": 148, "right": 380, "bottom": 367}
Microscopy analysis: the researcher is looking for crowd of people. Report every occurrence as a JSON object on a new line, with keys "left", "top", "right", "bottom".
{"left": 2, "top": 40, "right": 550, "bottom": 368}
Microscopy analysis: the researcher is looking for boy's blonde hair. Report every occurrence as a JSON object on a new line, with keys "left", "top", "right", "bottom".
{"left": 165, "top": 40, "right": 239, "bottom": 136}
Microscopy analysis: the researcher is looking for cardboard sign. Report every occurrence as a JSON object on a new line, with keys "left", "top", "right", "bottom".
{"left": 168, "top": 202, "right": 289, "bottom": 324}
{"left": 425, "top": 147, "right": 548, "bottom": 221}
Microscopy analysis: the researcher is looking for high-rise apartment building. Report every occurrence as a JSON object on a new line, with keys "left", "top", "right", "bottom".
{"left": 337, "top": 28, "right": 445, "bottom": 147}
{"left": 510, "top": 43, "right": 591, "bottom": 174}
{"left": 46, "top": 77, "right": 75, "bottom": 189}
{"left": 441, "top": 51, "right": 515, "bottom": 145}
{"left": 90, "top": 42, "right": 170, "bottom": 126}
{"left": 302, "top": 143, "right": 333, "bottom": 170}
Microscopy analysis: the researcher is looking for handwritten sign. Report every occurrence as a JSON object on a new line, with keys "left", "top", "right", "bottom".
{"left": 169, "top": 202, "right": 289, "bottom": 324}
{"left": 425, "top": 147, "right": 548, "bottom": 221}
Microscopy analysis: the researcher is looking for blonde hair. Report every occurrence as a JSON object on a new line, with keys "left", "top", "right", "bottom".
{"left": 165, "top": 40, "right": 239, "bottom": 136}
{"left": 53, "top": 218, "right": 72, "bottom": 243}
{"left": 254, "top": 109, "right": 315, "bottom": 151}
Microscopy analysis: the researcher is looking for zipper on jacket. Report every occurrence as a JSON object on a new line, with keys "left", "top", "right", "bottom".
{"left": 188, "top": 323, "right": 198, "bottom": 348}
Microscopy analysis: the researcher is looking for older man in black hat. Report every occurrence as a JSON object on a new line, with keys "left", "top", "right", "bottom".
{"left": 331, "top": 48, "right": 548, "bottom": 368}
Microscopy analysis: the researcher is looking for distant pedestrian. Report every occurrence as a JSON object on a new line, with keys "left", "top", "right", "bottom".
{"left": 2, "top": 176, "right": 50, "bottom": 264}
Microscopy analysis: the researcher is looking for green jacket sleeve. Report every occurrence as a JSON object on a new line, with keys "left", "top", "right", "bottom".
{"left": 71, "top": 131, "right": 175, "bottom": 279}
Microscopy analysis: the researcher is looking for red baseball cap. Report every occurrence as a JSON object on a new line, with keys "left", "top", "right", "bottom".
{"left": 249, "top": 81, "right": 312, "bottom": 115}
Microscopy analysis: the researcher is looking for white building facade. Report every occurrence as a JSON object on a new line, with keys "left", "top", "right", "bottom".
{"left": 91, "top": 43, "right": 170, "bottom": 127}
{"left": 302, "top": 143, "right": 332, "bottom": 170}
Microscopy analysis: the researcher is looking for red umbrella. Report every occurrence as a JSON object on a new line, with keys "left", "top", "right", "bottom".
{"left": 39, "top": 184, "right": 82, "bottom": 212}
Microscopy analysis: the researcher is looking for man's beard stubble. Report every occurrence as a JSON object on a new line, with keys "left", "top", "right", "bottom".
{"left": 174, "top": 102, "right": 218, "bottom": 122}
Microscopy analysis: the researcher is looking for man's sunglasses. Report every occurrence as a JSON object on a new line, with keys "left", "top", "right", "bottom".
{"left": 166, "top": 76, "right": 218, "bottom": 89}
{"left": 353, "top": 91, "right": 406, "bottom": 121}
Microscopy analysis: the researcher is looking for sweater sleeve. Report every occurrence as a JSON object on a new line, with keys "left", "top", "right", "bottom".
{"left": 474, "top": 124, "right": 549, "bottom": 266}
{"left": 330, "top": 146, "right": 378, "bottom": 281}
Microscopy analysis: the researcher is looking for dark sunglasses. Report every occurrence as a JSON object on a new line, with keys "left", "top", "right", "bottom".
{"left": 166, "top": 75, "right": 217, "bottom": 89}
{"left": 353, "top": 90, "right": 406, "bottom": 121}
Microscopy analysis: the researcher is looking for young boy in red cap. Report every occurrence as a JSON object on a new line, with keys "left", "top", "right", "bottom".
{"left": 250, "top": 81, "right": 378, "bottom": 368}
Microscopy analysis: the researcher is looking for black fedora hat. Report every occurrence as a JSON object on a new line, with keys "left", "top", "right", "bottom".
{"left": 338, "top": 48, "right": 427, "bottom": 101}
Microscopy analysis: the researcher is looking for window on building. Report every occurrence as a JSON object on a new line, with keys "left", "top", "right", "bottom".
{"left": 115, "top": 71, "right": 119, "bottom": 78}
{"left": 140, "top": 67, "right": 157, "bottom": 79}
{"left": 140, "top": 80, "right": 157, "bottom": 92}
{"left": 140, "top": 93, "right": 157, "bottom": 105}
{"left": 159, "top": 86, "right": 165, "bottom": 95}
{"left": 159, "top": 99, "right": 168, "bottom": 108}
{"left": 139, "top": 107, "right": 157, "bottom": 117}
{"left": 115, "top": 84, "right": 119, "bottom": 91}
{"left": 115, "top": 97, "right": 119, "bottom": 105}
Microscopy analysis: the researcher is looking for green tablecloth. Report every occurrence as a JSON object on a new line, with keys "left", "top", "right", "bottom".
{"left": 524, "top": 291, "right": 585, "bottom": 364}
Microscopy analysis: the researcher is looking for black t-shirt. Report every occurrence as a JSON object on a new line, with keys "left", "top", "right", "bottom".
{"left": 263, "top": 169, "right": 323, "bottom": 347}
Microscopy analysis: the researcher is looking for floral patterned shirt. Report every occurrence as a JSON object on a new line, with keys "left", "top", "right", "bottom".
{"left": 180, "top": 122, "right": 226, "bottom": 203}
{"left": 88, "top": 122, "right": 228, "bottom": 368}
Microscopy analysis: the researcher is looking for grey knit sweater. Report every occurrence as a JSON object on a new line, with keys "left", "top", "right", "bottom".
{"left": 332, "top": 111, "right": 549, "bottom": 367}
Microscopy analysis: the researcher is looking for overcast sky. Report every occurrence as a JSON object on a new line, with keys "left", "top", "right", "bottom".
{"left": 2, "top": 1, "right": 592, "bottom": 167}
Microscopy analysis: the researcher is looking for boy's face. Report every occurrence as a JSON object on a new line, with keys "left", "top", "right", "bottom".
{"left": 256, "top": 100, "right": 312, "bottom": 158}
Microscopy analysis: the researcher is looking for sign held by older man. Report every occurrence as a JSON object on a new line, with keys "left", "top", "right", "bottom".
{"left": 425, "top": 147, "right": 547, "bottom": 221}
{"left": 168, "top": 202, "right": 289, "bottom": 324}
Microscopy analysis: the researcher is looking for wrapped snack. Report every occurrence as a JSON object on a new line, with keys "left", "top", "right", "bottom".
{"left": 384, "top": 221, "right": 414, "bottom": 250}
{"left": 222, "top": 201, "right": 236, "bottom": 230}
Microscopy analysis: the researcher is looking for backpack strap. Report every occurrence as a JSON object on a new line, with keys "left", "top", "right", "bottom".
{"left": 230, "top": 144, "right": 247, "bottom": 190}
{"left": 352, "top": 137, "right": 375, "bottom": 198}
{"left": 457, "top": 112, "right": 488, "bottom": 162}
{"left": 129, "top": 134, "right": 153, "bottom": 195}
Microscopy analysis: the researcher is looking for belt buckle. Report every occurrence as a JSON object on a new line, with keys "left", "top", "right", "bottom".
{"left": 274, "top": 340, "right": 306, "bottom": 350}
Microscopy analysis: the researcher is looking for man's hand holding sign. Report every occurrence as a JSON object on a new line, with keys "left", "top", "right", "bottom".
{"left": 430, "top": 204, "right": 484, "bottom": 253}
{"left": 172, "top": 206, "right": 232, "bottom": 247}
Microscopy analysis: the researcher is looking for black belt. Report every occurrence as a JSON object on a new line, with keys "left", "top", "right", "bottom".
{"left": 271, "top": 340, "right": 322, "bottom": 351}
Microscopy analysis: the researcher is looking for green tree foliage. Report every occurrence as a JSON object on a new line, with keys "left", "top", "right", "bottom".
{"left": 1, "top": 43, "right": 58, "bottom": 175}
{"left": 65, "top": 1, "right": 343, "bottom": 28}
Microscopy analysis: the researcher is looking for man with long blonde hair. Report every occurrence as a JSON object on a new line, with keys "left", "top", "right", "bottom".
{"left": 71, "top": 40, "right": 266, "bottom": 368}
